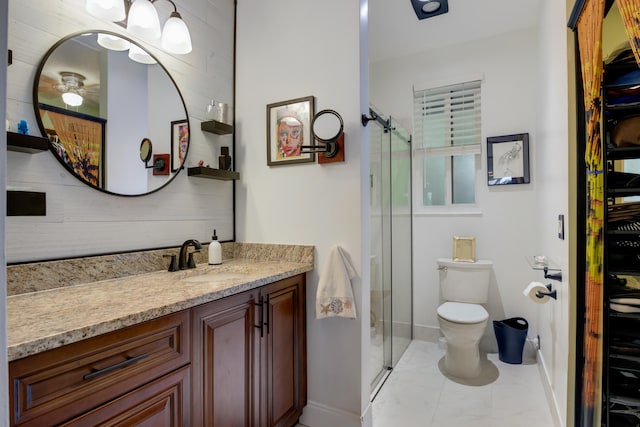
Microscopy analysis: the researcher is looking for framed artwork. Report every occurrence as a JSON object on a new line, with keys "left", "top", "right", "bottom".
{"left": 267, "top": 96, "right": 315, "bottom": 166}
{"left": 453, "top": 236, "right": 476, "bottom": 262}
{"left": 171, "top": 119, "right": 189, "bottom": 172}
{"left": 487, "top": 133, "right": 530, "bottom": 186}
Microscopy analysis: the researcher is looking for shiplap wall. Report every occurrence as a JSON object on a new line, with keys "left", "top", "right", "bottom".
{"left": 6, "top": 0, "right": 235, "bottom": 263}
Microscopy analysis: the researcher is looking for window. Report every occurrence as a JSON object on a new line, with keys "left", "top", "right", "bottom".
{"left": 413, "top": 80, "right": 481, "bottom": 211}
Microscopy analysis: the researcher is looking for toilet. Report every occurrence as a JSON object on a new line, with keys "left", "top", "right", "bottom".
{"left": 437, "top": 258, "right": 493, "bottom": 379}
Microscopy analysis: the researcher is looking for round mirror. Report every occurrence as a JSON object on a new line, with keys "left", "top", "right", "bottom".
{"left": 140, "top": 138, "right": 152, "bottom": 163}
{"left": 312, "top": 109, "right": 344, "bottom": 142}
{"left": 33, "top": 31, "right": 189, "bottom": 196}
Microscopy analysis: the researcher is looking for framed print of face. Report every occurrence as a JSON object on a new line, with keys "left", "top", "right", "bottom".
{"left": 267, "top": 96, "right": 315, "bottom": 166}
{"left": 171, "top": 120, "right": 189, "bottom": 172}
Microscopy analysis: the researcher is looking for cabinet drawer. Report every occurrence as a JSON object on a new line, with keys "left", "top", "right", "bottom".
{"left": 61, "top": 366, "right": 190, "bottom": 427}
{"left": 10, "top": 311, "right": 190, "bottom": 427}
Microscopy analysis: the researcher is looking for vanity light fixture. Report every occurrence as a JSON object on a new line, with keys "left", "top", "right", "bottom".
{"left": 85, "top": 0, "right": 192, "bottom": 55}
{"left": 410, "top": 0, "right": 449, "bottom": 20}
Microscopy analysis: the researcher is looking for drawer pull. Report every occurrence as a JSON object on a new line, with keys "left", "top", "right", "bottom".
{"left": 83, "top": 353, "right": 149, "bottom": 381}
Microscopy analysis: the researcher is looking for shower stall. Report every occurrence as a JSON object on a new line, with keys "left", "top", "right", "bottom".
{"left": 368, "top": 108, "right": 413, "bottom": 395}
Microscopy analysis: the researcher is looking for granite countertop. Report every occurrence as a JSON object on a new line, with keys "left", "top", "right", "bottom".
{"left": 7, "top": 244, "right": 314, "bottom": 362}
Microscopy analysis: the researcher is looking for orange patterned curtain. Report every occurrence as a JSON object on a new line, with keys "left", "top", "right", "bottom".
{"left": 44, "top": 110, "right": 103, "bottom": 187}
{"left": 577, "top": 0, "right": 605, "bottom": 426}
{"left": 616, "top": 0, "right": 640, "bottom": 66}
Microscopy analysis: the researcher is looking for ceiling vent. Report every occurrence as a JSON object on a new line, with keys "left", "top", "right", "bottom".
{"left": 410, "top": 0, "right": 449, "bottom": 20}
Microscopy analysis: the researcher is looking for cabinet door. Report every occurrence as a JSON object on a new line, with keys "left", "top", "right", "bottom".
{"left": 261, "top": 275, "right": 307, "bottom": 427}
{"left": 60, "top": 366, "right": 190, "bottom": 427}
{"left": 191, "top": 290, "right": 260, "bottom": 427}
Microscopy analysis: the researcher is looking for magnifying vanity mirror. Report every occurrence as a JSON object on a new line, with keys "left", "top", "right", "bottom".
{"left": 33, "top": 30, "right": 189, "bottom": 196}
{"left": 312, "top": 110, "right": 343, "bottom": 144}
{"left": 310, "top": 109, "right": 343, "bottom": 159}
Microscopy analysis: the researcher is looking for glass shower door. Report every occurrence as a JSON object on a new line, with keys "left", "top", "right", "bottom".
{"left": 369, "top": 112, "right": 413, "bottom": 395}
{"left": 389, "top": 117, "right": 412, "bottom": 366}
{"left": 369, "top": 115, "right": 392, "bottom": 390}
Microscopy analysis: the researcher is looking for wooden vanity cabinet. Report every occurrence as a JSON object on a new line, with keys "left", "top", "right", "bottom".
{"left": 9, "top": 311, "right": 190, "bottom": 427}
{"left": 9, "top": 274, "right": 307, "bottom": 427}
{"left": 192, "top": 274, "right": 307, "bottom": 427}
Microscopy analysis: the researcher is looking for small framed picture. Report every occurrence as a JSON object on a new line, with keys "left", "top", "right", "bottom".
{"left": 453, "top": 236, "right": 476, "bottom": 262}
{"left": 171, "top": 119, "right": 189, "bottom": 172}
{"left": 487, "top": 133, "right": 530, "bottom": 186}
{"left": 267, "top": 96, "right": 315, "bottom": 166}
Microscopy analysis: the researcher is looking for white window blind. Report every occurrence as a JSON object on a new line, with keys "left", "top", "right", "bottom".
{"left": 412, "top": 80, "right": 482, "bottom": 209}
{"left": 413, "top": 80, "right": 482, "bottom": 153}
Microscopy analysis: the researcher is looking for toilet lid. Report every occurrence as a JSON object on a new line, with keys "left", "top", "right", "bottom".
{"left": 437, "top": 302, "right": 488, "bottom": 324}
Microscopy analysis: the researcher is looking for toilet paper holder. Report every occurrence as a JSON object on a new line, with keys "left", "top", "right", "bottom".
{"left": 536, "top": 284, "right": 557, "bottom": 300}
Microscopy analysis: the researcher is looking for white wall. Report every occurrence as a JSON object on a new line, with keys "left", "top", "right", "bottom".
{"left": 106, "top": 49, "right": 148, "bottom": 193}
{"left": 535, "top": 1, "right": 570, "bottom": 425}
{"left": 370, "top": 28, "right": 542, "bottom": 346}
{"left": 6, "top": 0, "right": 235, "bottom": 263}
{"left": 235, "top": 0, "right": 370, "bottom": 425}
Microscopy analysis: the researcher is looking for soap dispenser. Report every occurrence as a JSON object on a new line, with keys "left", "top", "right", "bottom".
{"left": 208, "top": 229, "right": 222, "bottom": 265}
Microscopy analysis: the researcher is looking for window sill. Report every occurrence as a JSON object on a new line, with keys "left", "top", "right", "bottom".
{"left": 413, "top": 206, "right": 482, "bottom": 217}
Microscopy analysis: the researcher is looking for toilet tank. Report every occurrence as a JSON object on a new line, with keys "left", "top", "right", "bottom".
{"left": 437, "top": 258, "right": 493, "bottom": 304}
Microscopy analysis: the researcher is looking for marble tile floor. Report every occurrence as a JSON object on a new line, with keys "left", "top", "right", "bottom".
{"left": 298, "top": 339, "right": 555, "bottom": 427}
{"left": 372, "top": 340, "right": 555, "bottom": 427}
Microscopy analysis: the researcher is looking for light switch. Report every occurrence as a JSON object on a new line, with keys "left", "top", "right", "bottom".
{"left": 558, "top": 214, "right": 565, "bottom": 240}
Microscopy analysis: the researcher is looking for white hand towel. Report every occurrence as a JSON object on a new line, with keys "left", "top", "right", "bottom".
{"left": 316, "top": 246, "right": 357, "bottom": 319}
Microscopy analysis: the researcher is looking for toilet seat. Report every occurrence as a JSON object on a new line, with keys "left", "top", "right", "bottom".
{"left": 437, "top": 302, "right": 488, "bottom": 324}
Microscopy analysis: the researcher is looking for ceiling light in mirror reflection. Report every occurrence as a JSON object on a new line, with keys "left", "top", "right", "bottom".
{"left": 54, "top": 72, "right": 86, "bottom": 107}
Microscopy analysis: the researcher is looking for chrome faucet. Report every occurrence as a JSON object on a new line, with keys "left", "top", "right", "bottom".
{"left": 178, "top": 239, "right": 202, "bottom": 270}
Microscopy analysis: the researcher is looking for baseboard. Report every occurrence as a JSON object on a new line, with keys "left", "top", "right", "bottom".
{"left": 361, "top": 402, "right": 373, "bottom": 427}
{"left": 299, "top": 400, "right": 363, "bottom": 427}
{"left": 412, "top": 324, "right": 440, "bottom": 343}
{"left": 536, "top": 349, "right": 563, "bottom": 427}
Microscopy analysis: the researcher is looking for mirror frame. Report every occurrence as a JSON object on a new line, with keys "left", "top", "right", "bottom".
{"left": 32, "top": 30, "right": 191, "bottom": 197}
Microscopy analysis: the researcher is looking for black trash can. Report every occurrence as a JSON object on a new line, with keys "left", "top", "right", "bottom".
{"left": 493, "top": 317, "right": 528, "bottom": 364}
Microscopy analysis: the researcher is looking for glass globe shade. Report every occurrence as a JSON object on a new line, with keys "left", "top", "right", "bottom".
{"left": 161, "top": 14, "right": 193, "bottom": 54}
{"left": 128, "top": 44, "right": 157, "bottom": 64}
{"left": 126, "top": 0, "right": 161, "bottom": 41}
{"left": 62, "top": 92, "right": 83, "bottom": 107}
{"left": 97, "top": 33, "right": 130, "bottom": 51}
{"left": 85, "top": 0, "right": 126, "bottom": 22}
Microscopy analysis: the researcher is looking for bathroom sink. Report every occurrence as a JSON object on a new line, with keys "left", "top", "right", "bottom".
{"left": 181, "top": 272, "right": 248, "bottom": 283}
